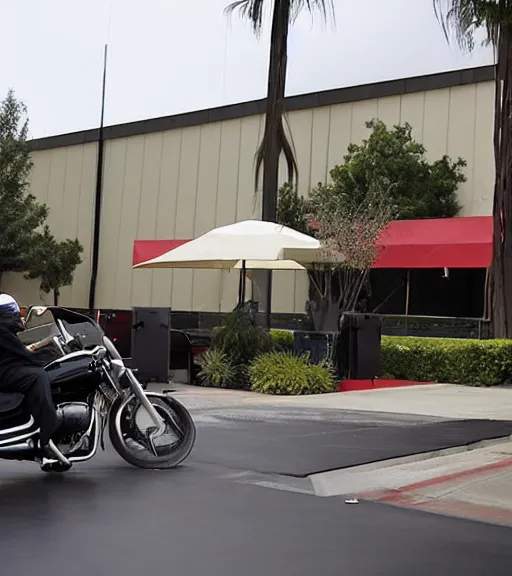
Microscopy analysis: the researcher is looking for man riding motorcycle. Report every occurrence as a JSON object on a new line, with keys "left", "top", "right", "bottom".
{"left": 0, "top": 293, "right": 69, "bottom": 468}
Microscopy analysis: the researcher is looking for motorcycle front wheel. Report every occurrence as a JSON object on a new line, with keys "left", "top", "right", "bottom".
{"left": 109, "top": 393, "right": 196, "bottom": 469}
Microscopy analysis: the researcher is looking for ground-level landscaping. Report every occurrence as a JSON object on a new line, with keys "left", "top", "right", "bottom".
{"left": 195, "top": 311, "right": 512, "bottom": 394}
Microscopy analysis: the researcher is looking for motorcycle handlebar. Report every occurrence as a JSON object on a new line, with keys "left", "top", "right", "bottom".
{"left": 27, "top": 334, "right": 57, "bottom": 352}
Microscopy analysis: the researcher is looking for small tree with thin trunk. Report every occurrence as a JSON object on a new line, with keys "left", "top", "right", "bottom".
{"left": 306, "top": 179, "right": 393, "bottom": 331}
{"left": 24, "top": 226, "right": 83, "bottom": 306}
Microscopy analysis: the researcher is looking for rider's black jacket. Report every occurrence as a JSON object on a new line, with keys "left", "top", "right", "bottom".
{"left": 0, "top": 315, "right": 48, "bottom": 377}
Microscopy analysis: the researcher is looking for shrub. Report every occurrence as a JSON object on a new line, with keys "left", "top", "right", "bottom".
{"left": 212, "top": 310, "right": 273, "bottom": 365}
{"left": 381, "top": 336, "right": 512, "bottom": 387}
{"left": 208, "top": 310, "right": 273, "bottom": 389}
{"left": 270, "top": 329, "right": 295, "bottom": 352}
{"left": 197, "top": 348, "right": 235, "bottom": 388}
{"left": 249, "top": 351, "right": 337, "bottom": 395}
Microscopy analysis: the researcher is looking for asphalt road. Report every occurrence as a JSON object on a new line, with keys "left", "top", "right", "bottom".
{"left": 1, "top": 406, "right": 511, "bottom": 575}
{"left": 190, "top": 411, "right": 512, "bottom": 476}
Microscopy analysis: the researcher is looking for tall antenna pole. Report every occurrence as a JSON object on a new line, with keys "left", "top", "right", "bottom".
{"left": 88, "top": 44, "right": 108, "bottom": 311}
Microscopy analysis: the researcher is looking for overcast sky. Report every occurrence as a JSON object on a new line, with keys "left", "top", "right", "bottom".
{"left": 2, "top": 0, "right": 493, "bottom": 139}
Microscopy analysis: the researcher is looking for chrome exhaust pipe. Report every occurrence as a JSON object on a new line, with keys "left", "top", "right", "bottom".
{"left": 68, "top": 409, "right": 101, "bottom": 463}
{"left": 0, "top": 442, "right": 32, "bottom": 453}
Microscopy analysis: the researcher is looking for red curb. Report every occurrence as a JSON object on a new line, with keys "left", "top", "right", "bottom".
{"left": 361, "top": 457, "right": 512, "bottom": 504}
{"left": 338, "top": 379, "right": 434, "bottom": 392}
{"left": 404, "top": 499, "right": 512, "bottom": 525}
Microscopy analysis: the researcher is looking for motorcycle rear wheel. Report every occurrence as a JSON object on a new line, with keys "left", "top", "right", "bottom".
{"left": 109, "top": 394, "right": 196, "bottom": 469}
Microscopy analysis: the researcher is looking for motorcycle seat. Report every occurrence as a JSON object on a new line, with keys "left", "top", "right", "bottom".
{"left": 0, "top": 392, "right": 25, "bottom": 414}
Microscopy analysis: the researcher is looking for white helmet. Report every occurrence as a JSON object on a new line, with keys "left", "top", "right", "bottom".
{"left": 0, "top": 293, "right": 21, "bottom": 315}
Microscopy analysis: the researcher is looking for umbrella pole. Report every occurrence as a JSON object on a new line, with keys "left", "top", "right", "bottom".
{"left": 265, "top": 271, "right": 272, "bottom": 330}
{"left": 238, "top": 260, "right": 247, "bottom": 306}
{"left": 238, "top": 267, "right": 243, "bottom": 305}
{"left": 241, "top": 260, "right": 247, "bottom": 304}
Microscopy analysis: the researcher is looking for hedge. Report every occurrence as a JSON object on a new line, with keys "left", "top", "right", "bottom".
{"left": 381, "top": 336, "right": 512, "bottom": 387}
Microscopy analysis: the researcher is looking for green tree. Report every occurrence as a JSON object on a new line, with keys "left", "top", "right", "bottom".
{"left": 432, "top": 1, "right": 512, "bottom": 337}
{"left": 24, "top": 226, "right": 83, "bottom": 306}
{"left": 0, "top": 89, "right": 84, "bottom": 304}
{"left": 276, "top": 119, "right": 467, "bottom": 329}
{"left": 0, "top": 90, "right": 48, "bottom": 278}
{"left": 276, "top": 182, "right": 310, "bottom": 235}
{"left": 312, "top": 119, "right": 465, "bottom": 221}
{"left": 277, "top": 120, "right": 466, "bottom": 233}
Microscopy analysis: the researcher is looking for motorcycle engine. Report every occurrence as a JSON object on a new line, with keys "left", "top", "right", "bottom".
{"left": 55, "top": 403, "right": 93, "bottom": 456}
{"left": 57, "top": 432, "right": 87, "bottom": 456}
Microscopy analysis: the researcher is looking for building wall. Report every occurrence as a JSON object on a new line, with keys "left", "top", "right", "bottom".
{"left": 1, "top": 142, "right": 97, "bottom": 308}
{"left": 1, "top": 72, "right": 496, "bottom": 314}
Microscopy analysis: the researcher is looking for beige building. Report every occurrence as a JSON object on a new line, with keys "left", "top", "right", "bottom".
{"left": 1, "top": 65, "right": 496, "bottom": 314}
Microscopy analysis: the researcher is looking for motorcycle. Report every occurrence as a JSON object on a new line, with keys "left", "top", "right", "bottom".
{"left": 0, "top": 306, "right": 196, "bottom": 473}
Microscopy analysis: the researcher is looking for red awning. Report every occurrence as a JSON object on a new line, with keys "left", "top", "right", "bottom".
{"left": 133, "top": 216, "right": 493, "bottom": 270}
{"left": 374, "top": 216, "right": 493, "bottom": 269}
{"left": 132, "top": 239, "right": 189, "bottom": 266}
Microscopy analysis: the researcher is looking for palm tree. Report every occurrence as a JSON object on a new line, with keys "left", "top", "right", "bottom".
{"left": 226, "top": 0, "right": 333, "bottom": 328}
{"left": 433, "top": 1, "right": 512, "bottom": 337}
{"left": 226, "top": 0, "right": 334, "bottom": 221}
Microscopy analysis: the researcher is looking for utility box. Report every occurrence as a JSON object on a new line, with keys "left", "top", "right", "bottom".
{"left": 293, "top": 331, "right": 336, "bottom": 365}
{"left": 336, "top": 313, "right": 382, "bottom": 380}
{"left": 131, "top": 307, "right": 171, "bottom": 383}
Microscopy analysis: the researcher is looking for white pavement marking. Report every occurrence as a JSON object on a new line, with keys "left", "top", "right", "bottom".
{"left": 219, "top": 470, "right": 315, "bottom": 495}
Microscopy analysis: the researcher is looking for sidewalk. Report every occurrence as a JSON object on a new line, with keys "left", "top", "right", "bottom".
{"left": 167, "top": 382, "right": 512, "bottom": 421}
{"left": 268, "top": 384, "right": 512, "bottom": 421}
{"left": 351, "top": 440, "right": 512, "bottom": 528}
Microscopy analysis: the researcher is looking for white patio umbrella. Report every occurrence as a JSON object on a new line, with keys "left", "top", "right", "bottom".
{"left": 233, "top": 260, "right": 306, "bottom": 270}
{"left": 133, "top": 220, "right": 323, "bottom": 270}
{"left": 133, "top": 220, "right": 341, "bottom": 320}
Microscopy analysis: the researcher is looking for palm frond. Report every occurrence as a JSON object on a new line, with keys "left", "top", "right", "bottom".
{"left": 225, "top": 0, "right": 265, "bottom": 34}
{"left": 226, "top": 0, "right": 335, "bottom": 36}
{"left": 254, "top": 137, "right": 265, "bottom": 198}
{"left": 290, "top": 0, "right": 335, "bottom": 25}
{"left": 279, "top": 114, "right": 298, "bottom": 184}
{"left": 253, "top": 113, "right": 298, "bottom": 194}
{"left": 433, "top": 0, "right": 507, "bottom": 52}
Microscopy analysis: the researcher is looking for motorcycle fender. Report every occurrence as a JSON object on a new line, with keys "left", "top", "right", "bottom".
{"left": 139, "top": 392, "right": 189, "bottom": 436}
{"left": 142, "top": 392, "right": 186, "bottom": 412}
{"left": 109, "top": 391, "right": 189, "bottom": 438}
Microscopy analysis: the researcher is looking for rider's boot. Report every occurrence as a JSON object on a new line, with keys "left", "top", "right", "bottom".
{"left": 39, "top": 440, "right": 72, "bottom": 472}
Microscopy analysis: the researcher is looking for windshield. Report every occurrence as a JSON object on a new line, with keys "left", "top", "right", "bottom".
{"left": 22, "top": 307, "right": 104, "bottom": 348}
{"left": 19, "top": 308, "right": 60, "bottom": 346}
